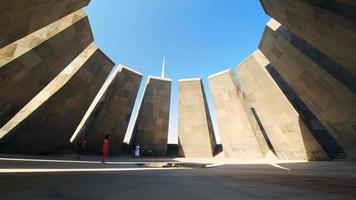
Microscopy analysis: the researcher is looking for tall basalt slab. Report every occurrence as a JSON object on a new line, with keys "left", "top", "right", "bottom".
{"left": 0, "top": 49, "right": 114, "bottom": 154}
{"left": 85, "top": 66, "right": 142, "bottom": 154}
{"left": 131, "top": 76, "right": 171, "bottom": 156}
{"left": 208, "top": 70, "right": 265, "bottom": 159}
{"left": 259, "top": 19, "right": 356, "bottom": 160}
{"left": 260, "top": 0, "right": 356, "bottom": 77}
{"left": 0, "top": 0, "right": 90, "bottom": 48}
{"left": 237, "top": 50, "right": 327, "bottom": 160}
{"left": 0, "top": 16, "right": 93, "bottom": 129}
{"left": 178, "top": 79, "right": 216, "bottom": 158}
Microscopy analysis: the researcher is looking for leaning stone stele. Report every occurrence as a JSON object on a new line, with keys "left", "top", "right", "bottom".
{"left": 259, "top": 18, "right": 356, "bottom": 160}
{"left": 178, "top": 78, "right": 216, "bottom": 158}
{"left": 0, "top": 0, "right": 91, "bottom": 48}
{"left": 0, "top": 12, "right": 94, "bottom": 129}
{"left": 0, "top": 49, "right": 114, "bottom": 154}
{"left": 260, "top": 0, "right": 356, "bottom": 76}
{"left": 84, "top": 65, "right": 143, "bottom": 154}
{"left": 208, "top": 69, "right": 266, "bottom": 159}
{"left": 131, "top": 76, "right": 171, "bottom": 156}
{"left": 237, "top": 50, "right": 327, "bottom": 160}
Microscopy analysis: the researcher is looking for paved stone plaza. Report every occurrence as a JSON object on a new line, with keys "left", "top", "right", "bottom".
{"left": 0, "top": 155, "right": 355, "bottom": 200}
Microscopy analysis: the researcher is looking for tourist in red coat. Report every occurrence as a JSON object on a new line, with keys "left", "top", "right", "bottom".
{"left": 101, "top": 134, "right": 110, "bottom": 163}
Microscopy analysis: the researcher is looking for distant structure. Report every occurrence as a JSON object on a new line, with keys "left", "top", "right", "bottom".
{"left": 131, "top": 58, "right": 171, "bottom": 156}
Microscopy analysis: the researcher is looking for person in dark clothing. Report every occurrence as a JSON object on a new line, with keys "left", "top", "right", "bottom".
{"left": 76, "top": 137, "right": 87, "bottom": 159}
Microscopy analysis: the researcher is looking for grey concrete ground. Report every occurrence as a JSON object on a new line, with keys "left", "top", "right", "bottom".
{"left": 0, "top": 155, "right": 356, "bottom": 200}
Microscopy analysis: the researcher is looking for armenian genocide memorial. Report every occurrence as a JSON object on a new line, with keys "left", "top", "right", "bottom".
{"left": 0, "top": 0, "right": 356, "bottom": 199}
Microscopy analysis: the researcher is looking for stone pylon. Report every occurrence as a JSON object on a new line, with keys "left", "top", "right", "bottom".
{"left": 131, "top": 76, "right": 171, "bottom": 156}
{"left": 260, "top": 0, "right": 356, "bottom": 77}
{"left": 0, "top": 49, "right": 114, "bottom": 154}
{"left": 208, "top": 69, "right": 269, "bottom": 159}
{"left": 237, "top": 50, "right": 327, "bottom": 160}
{"left": 0, "top": 10, "right": 93, "bottom": 129}
{"left": 0, "top": 0, "right": 91, "bottom": 49}
{"left": 83, "top": 65, "right": 142, "bottom": 154}
{"left": 178, "top": 78, "right": 216, "bottom": 157}
{"left": 259, "top": 18, "right": 356, "bottom": 160}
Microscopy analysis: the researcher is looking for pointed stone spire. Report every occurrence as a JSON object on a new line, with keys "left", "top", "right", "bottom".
{"left": 161, "top": 56, "right": 165, "bottom": 78}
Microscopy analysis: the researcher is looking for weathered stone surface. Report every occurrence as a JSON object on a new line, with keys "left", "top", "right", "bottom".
{"left": 178, "top": 78, "right": 216, "bottom": 158}
{"left": 260, "top": 0, "right": 356, "bottom": 77}
{"left": 0, "top": 49, "right": 114, "bottom": 154}
{"left": 131, "top": 76, "right": 171, "bottom": 156}
{"left": 85, "top": 66, "right": 142, "bottom": 154}
{"left": 265, "top": 64, "right": 346, "bottom": 159}
{"left": 259, "top": 19, "right": 356, "bottom": 160}
{"left": 208, "top": 69, "right": 265, "bottom": 159}
{"left": 0, "top": 9, "right": 87, "bottom": 68}
{"left": 0, "top": 16, "right": 93, "bottom": 129}
{"left": 0, "top": 0, "right": 90, "bottom": 48}
{"left": 237, "top": 50, "right": 327, "bottom": 160}
{"left": 0, "top": 43, "right": 97, "bottom": 139}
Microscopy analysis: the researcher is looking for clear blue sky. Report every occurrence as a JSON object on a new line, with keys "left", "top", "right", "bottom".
{"left": 85, "top": 0, "right": 269, "bottom": 144}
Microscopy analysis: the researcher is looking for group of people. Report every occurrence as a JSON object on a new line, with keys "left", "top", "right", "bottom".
{"left": 76, "top": 134, "right": 141, "bottom": 163}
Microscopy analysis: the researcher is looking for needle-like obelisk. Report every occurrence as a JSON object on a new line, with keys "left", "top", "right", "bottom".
{"left": 161, "top": 56, "right": 165, "bottom": 78}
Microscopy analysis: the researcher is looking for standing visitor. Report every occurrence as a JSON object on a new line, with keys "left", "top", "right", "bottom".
{"left": 76, "top": 137, "right": 87, "bottom": 159}
{"left": 101, "top": 135, "right": 110, "bottom": 163}
{"left": 131, "top": 143, "right": 136, "bottom": 157}
{"left": 135, "top": 144, "right": 140, "bottom": 157}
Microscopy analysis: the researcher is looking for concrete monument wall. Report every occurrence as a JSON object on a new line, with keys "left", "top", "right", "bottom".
{"left": 85, "top": 66, "right": 142, "bottom": 154}
{"left": 237, "top": 50, "right": 327, "bottom": 160}
{"left": 178, "top": 78, "right": 216, "bottom": 158}
{"left": 0, "top": 0, "right": 90, "bottom": 48}
{"left": 0, "top": 14, "right": 93, "bottom": 128}
{"left": 260, "top": 0, "right": 356, "bottom": 77}
{"left": 259, "top": 19, "right": 356, "bottom": 159}
{"left": 208, "top": 69, "right": 265, "bottom": 159}
{"left": 0, "top": 49, "right": 114, "bottom": 154}
{"left": 131, "top": 76, "right": 171, "bottom": 156}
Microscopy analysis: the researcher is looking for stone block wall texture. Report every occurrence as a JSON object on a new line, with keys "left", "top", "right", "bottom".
{"left": 259, "top": 19, "right": 356, "bottom": 159}
{"left": 0, "top": 0, "right": 90, "bottom": 48}
{"left": 178, "top": 79, "right": 217, "bottom": 157}
{"left": 265, "top": 64, "right": 346, "bottom": 159}
{"left": 260, "top": 0, "right": 356, "bottom": 77}
{"left": 246, "top": 104, "right": 278, "bottom": 160}
{"left": 237, "top": 50, "right": 327, "bottom": 160}
{"left": 0, "top": 42, "right": 97, "bottom": 139}
{"left": 131, "top": 76, "right": 171, "bottom": 156}
{"left": 0, "top": 49, "right": 114, "bottom": 154}
{"left": 85, "top": 66, "right": 142, "bottom": 154}
{"left": 208, "top": 70, "right": 265, "bottom": 159}
{"left": 0, "top": 15, "right": 93, "bottom": 129}
{"left": 0, "top": 9, "right": 87, "bottom": 68}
